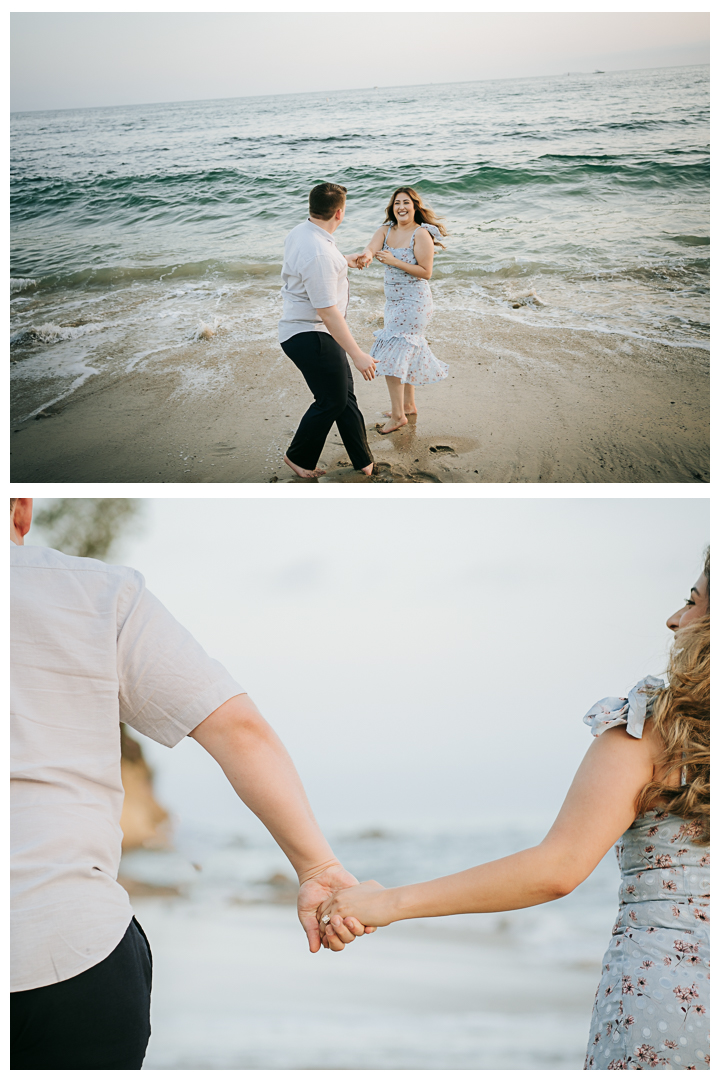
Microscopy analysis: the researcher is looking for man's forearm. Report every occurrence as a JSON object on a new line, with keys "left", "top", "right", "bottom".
{"left": 190, "top": 695, "right": 336, "bottom": 879}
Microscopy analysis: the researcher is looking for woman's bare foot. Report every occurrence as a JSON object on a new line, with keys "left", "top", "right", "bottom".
{"left": 377, "top": 416, "right": 408, "bottom": 434}
{"left": 383, "top": 408, "right": 417, "bottom": 417}
{"left": 283, "top": 454, "right": 326, "bottom": 478}
{"left": 360, "top": 463, "right": 374, "bottom": 476}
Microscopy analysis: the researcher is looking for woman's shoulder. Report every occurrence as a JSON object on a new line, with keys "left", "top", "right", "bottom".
{"left": 583, "top": 675, "right": 664, "bottom": 740}
{"left": 417, "top": 222, "right": 441, "bottom": 238}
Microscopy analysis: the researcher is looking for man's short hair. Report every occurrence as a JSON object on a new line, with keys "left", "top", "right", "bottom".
{"left": 309, "top": 183, "right": 347, "bottom": 221}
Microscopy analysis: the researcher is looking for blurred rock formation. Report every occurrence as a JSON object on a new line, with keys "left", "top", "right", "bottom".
{"left": 120, "top": 725, "right": 170, "bottom": 852}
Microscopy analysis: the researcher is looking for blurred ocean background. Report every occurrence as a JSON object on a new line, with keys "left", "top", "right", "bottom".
{"left": 124, "top": 821, "right": 619, "bottom": 1070}
{"left": 11, "top": 64, "right": 709, "bottom": 421}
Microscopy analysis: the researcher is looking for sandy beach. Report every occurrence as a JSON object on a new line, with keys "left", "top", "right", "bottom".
{"left": 133, "top": 895, "right": 604, "bottom": 1069}
{"left": 11, "top": 310, "right": 708, "bottom": 484}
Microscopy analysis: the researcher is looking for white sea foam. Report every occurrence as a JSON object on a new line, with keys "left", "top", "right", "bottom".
{"left": 25, "top": 322, "right": 107, "bottom": 344}
{"left": 191, "top": 320, "right": 218, "bottom": 341}
{"left": 16, "top": 363, "right": 100, "bottom": 422}
{"left": 10, "top": 277, "right": 36, "bottom": 293}
{"left": 170, "top": 364, "right": 233, "bottom": 398}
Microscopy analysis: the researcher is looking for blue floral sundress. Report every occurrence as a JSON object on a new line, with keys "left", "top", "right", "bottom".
{"left": 371, "top": 223, "right": 449, "bottom": 386}
{"left": 583, "top": 679, "right": 710, "bottom": 1070}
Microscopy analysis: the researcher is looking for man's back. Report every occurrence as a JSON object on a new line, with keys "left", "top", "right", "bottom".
{"left": 10, "top": 543, "right": 242, "bottom": 993}
{"left": 279, "top": 218, "right": 348, "bottom": 343}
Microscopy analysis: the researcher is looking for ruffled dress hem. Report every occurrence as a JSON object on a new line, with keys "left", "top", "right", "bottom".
{"left": 371, "top": 329, "right": 449, "bottom": 386}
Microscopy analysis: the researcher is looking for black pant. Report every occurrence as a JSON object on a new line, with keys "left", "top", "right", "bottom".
{"left": 11, "top": 917, "right": 152, "bottom": 1070}
{"left": 282, "top": 331, "right": 373, "bottom": 471}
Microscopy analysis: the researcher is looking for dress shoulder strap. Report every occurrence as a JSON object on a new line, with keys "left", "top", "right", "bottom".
{"left": 582, "top": 675, "right": 664, "bottom": 739}
{"left": 416, "top": 222, "right": 441, "bottom": 241}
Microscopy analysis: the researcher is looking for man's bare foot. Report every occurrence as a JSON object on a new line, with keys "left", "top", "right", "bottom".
{"left": 377, "top": 416, "right": 408, "bottom": 434}
{"left": 383, "top": 408, "right": 417, "bottom": 417}
{"left": 360, "top": 463, "right": 373, "bottom": 476}
{"left": 283, "top": 454, "right": 326, "bottom": 478}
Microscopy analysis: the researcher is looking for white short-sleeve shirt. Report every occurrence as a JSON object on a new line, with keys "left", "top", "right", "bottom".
{"left": 278, "top": 218, "right": 349, "bottom": 343}
{"left": 10, "top": 542, "right": 244, "bottom": 992}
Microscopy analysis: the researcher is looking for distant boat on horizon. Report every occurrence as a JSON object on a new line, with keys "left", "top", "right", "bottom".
{"left": 594, "top": 70, "right": 604, "bottom": 74}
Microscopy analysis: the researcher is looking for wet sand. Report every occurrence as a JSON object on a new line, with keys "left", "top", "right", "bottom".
{"left": 11, "top": 312, "right": 709, "bottom": 484}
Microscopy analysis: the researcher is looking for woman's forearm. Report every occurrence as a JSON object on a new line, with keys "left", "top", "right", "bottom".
{"left": 391, "top": 260, "right": 431, "bottom": 280}
{"left": 384, "top": 845, "right": 573, "bottom": 923}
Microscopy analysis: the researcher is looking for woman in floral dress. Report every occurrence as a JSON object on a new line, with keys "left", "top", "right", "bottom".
{"left": 319, "top": 551, "right": 710, "bottom": 1070}
{"left": 357, "top": 187, "right": 448, "bottom": 434}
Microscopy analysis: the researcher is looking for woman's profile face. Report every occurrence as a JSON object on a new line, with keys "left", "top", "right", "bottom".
{"left": 666, "top": 572, "right": 709, "bottom": 631}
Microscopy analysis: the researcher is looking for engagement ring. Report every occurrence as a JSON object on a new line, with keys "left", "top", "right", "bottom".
{"left": 321, "top": 914, "right": 331, "bottom": 925}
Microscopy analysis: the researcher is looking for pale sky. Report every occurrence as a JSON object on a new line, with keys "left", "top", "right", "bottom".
{"left": 11, "top": 12, "right": 710, "bottom": 113}
{"left": 30, "top": 497, "right": 710, "bottom": 842}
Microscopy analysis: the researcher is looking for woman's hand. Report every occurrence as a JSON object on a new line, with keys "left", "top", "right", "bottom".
{"left": 375, "top": 250, "right": 401, "bottom": 268}
{"left": 298, "top": 862, "right": 376, "bottom": 952}
{"left": 355, "top": 251, "right": 374, "bottom": 269}
{"left": 318, "top": 879, "right": 392, "bottom": 946}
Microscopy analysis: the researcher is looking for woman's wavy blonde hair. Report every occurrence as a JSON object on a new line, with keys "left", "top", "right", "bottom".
{"left": 384, "top": 187, "right": 447, "bottom": 248}
{"left": 635, "top": 547, "right": 709, "bottom": 843}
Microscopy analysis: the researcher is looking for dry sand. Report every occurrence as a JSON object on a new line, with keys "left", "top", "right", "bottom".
{"left": 11, "top": 312, "right": 709, "bottom": 484}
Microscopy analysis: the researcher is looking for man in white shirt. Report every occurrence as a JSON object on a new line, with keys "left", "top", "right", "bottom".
{"left": 10, "top": 498, "right": 368, "bottom": 1069}
{"left": 279, "top": 182, "right": 376, "bottom": 479}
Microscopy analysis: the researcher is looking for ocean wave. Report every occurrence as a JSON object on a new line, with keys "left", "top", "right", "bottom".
{"left": 24, "top": 259, "right": 281, "bottom": 293}
{"left": 12, "top": 321, "right": 109, "bottom": 346}
{"left": 11, "top": 153, "right": 709, "bottom": 224}
{"left": 10, "top": 168, "right": 292, "bottom": 220}
{"left": 667, "top": 234, "right": 710, "bottom": 247}
{"left": 11, "top": 277, "right": 36, "bottom": 293}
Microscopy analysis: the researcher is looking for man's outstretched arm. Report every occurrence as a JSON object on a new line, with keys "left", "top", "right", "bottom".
{"left": 189, "top": 694, "right": 370, "bottom": 951}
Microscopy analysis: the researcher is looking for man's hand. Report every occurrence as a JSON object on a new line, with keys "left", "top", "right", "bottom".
{"left": 297, "top": 861, "right": 374, "bottom": 952}
{"left": 352, "top": 351, "right": 376, "bottom": 381}
{"left": 355, "top": 251, "right": 374, "bottom": 269}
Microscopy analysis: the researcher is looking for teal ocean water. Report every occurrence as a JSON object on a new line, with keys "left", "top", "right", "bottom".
{"left": 11, "top": 65, "right": 709, "bottom": 420}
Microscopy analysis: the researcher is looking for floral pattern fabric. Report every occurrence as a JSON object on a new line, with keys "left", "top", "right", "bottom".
{"left": 370, "top": 223, "right": 449, "bottom": 386}
{"left": 584, "top": 807, "right": 710, "bottom": 1070}
{"left": 583, "top": 676, "right": 665, "bottom": 740}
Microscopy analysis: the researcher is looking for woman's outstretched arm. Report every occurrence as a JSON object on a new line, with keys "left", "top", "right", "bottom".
{"left": 319, "top": 724, "right": 661, "bottom": 937}
{"left": 353, "top": 226, "right": 390, "bottom": 268}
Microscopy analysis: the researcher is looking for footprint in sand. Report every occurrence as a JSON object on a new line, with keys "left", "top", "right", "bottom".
{"left": 409, "top": 470, "right": 442, "bottom": 483}
{"left": 428, "top": 445, "right": 457, "bottom": 456}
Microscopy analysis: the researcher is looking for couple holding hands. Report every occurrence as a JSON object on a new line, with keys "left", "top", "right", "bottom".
{"left": 10, "top": 494, "right": 710, "bottom": 1070}
{"left": 278, "top": 182, "right": 448, "bottom": 479}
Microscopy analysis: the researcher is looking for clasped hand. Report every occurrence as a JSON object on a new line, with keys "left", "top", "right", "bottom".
{"left": 349, "top": 251, "right": 402, "bottom": 270}
{"left": 316, "top": 879, "right": 389, "bottom": 951}
{"left": 347, "top": 251, "right": 374, "bottom": 270}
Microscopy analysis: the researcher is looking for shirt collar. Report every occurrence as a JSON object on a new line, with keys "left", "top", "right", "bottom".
{"left": 306, "top": 218, "right": 337, "bottom": 244}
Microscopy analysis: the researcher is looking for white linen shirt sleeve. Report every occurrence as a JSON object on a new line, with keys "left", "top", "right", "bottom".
{"left": 116, "top": 571, "right": 244, "bottom": 747}
{"left": 301, "top": 253, "right": 344, "bottom": 310}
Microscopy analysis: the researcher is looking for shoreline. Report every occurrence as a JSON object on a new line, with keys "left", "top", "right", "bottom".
{"left": 11, "top": 313, "right": 709, "bottom": 483}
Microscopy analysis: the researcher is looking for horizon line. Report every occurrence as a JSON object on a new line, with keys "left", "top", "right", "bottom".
{"left": 10, "top": 60, "right": 709, "bottom": 117}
